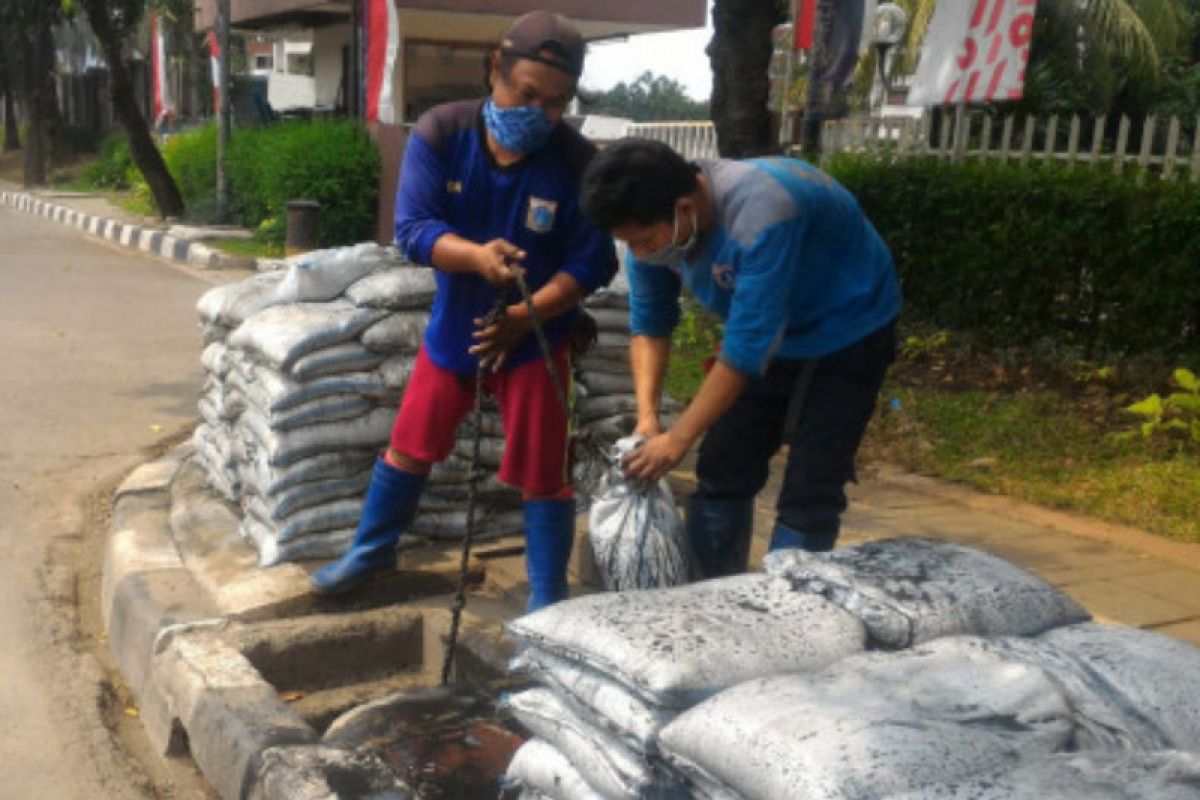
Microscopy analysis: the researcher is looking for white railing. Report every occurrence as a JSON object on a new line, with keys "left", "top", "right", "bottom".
{"left": 625, "top": 121, "right": 719, "bottom": 161}
{"left": 822, "top": 108, "right": 1200, "bottom": 180}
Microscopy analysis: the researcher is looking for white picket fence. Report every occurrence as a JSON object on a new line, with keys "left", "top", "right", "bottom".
{"left": 624, "top": 121, "right": 720, "bottom": 161}
{"left": 822, "top": 108, "right": 1200, "bottom": 179}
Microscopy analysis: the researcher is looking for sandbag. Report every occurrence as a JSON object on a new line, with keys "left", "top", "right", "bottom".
{"left": 240, "top": 449, "right": 376, "bottom": 497}
{"left": 510, "top": 647, "right": 674, "bottom": 752}
{"left": 360, "top": 312, "right": 428, "bottom": 354}
{"left": 504, "top": 738, "right": 608, "bottom": 800}
{"left": 584, "top": 307, "right": 630, "bottom": 331}
{"left": 588, "top": 436, "right": 687, "bottom": 591}
{"left": 765, "top": 537, "right": 1090, "bottom": 649}
{"left": 378, "top": 355, "right": 417, "bottom": 393}
{"left": 503, "top": 688, "right": 686, "bottom": 800}
{"left": 658, "top": 636, "right": 1078, "bottom": 800}
{"left": 196, "top": 270, "right": 286, "bottom": 327}
{"left": 201, "top": 342, "right": 232, "bottom": 377}
{"left": 231, "top": 361, "right": 389, "bottom": 413}
{"left": 252, "top": 470, "right": 372, "bottom": 520}
{"left": 241, "top": 406, "right": 395, "bottom": 466}
{"left": 882, "top": 750, "right": 1200, "bottom": 800}
{"left": 251, "top": 496, "right": 364, "bottom": 542}
{"left": 452, "top": 436, "right": 506, "bottom": 470}
{"left": 412, "top": 508, "right": 525, "bottom": 540}
{"left": 578, "top": 396, "right": 639, "bottom": 424}
{"left": 345, "top": 266, "right": 437, "bottom": 310}
{"left": 229, "top": 300, "right": 386, "bottom": 371}
{"left": 289, "top": 342, "right": 384, "bottom": 381}
{"left": 258, "top": 393, "right": 374, "bottom": 433}
{"left": 274, "top": 242, "right": 394, "bottom": 303}
{"left": 508, "top": 574, "right": 867, "bottom": 709}
{"left": 579, "top": 372, "right": 636, "bottom": 396}
{"left": 576, "top": 356, "right": 633, "bottom": 376}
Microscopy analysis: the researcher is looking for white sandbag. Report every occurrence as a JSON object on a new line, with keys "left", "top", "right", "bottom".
{"left": 883, "top": 750, "right": 1200, "bottom": 800}
{"left": 201, "top": 342, "right": 232, "bottom": 377}
{"left": 231, "top": 361, "right": 389, "bottom": 413}
{"left": 289, "top": 342, "right": 384, "bottom": 381}
{"left": 460, "top": 413, "right": 506, "bottom": 439}
{"left": 202, "top": 322, "right": 231, "bottom": 345}
{"left": 452, "top": 436, "right": 506, "bottom": 470}
{"left": 249, "top": 496, "right": 364, "bottom": 542}
{"left": 578, "top": 396, "right": 639, "bottom": 423}
{"left": 274, "top": 242, "right": 394, "bottom": 303}
{"left": 503, "top": 688, "right": 685, "bottom": 800}
{"left": 241, "top": 406, "right": 395, "bottom": 466}
{"left": 576, "top": 356, "right": 632, "bottom": 376}
{"left": 241, "top": 516, "right": 422, "bottom": 567}
{"left": 588, "top": 436, "right": 687, "bottom": 591}
{"left": 765, "top": 537, "right": 1090, "bottom": 649}
{"left": 510, "top": 647, "right": 673, "bottom": 752}
{"left": 360, "top": 312, "right": 428, "bottom": 354}
{"left": 254, "top": 471, "right": 372, "bottom": 521}
{"left": 1022, "top": 623, "right": 1200, "bottom": 750}
{"left": 377, "top": 355, "right": 416, "bottom": 393}
{"left": 229, "top": 300, "right": 386, "bottom": 370}
{"left": 344, "top": 266, "right": 437, "bottom": 310}
{"left": 508, "top": 574, "right": 867, "bottom": 709}
{"left": 196, "top": 270, "right": 286, "bottom": 327}
{"left": 240, "top": 449, "right": 376, "bottom": 497}
{"left": 579, "top": 372, "right": 636, "bottom": 396}
{"left": 267, "top": 394, "right": 373, "bottom": 432}
{"left": 658, "top": 636, "right": 1078, "bottom": 800}
{"left": 504, "top": 738, "right": 607, "bottom": 800}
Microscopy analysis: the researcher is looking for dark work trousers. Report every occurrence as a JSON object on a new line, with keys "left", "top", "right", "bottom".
{"left": 693, "top": 319, "right": 897, "bottom": 550}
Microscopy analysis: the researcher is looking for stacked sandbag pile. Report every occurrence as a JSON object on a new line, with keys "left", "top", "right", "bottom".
{"left": 500, "top": 538, "right": 1098, "bottom": 800}
{"left": 192, "top": 243, "right": 645, "bottom": 567}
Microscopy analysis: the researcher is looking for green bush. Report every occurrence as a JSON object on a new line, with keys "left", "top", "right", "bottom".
{"left": 83, "top": 133, "right": 135, "bottom": 189}
{"left": 828, "top": 155, "right": 1200, "bottom": 359}
{"left": 136, "top": 120, "right": 380, "bottom": 246}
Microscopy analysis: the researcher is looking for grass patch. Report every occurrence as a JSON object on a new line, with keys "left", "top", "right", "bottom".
{"left": 205, "top": 237, "right": 284, "bottom": 259}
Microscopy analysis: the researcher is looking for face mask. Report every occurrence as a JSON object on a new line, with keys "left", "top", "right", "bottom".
{"left": 639, "top": 207, "right": 698, "bottom": 267}
{"left": 483, "top": 98, "right": 554, "bottom": 155}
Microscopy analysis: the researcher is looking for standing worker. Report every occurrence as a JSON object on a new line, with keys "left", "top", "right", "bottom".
{"left": 313, "top": 12, "right": 617, "bottom": 609}
{"left": 580, "top": 139, "right": 899, "bottom": 577}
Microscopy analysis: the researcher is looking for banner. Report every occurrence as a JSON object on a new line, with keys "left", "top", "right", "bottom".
{"left": 365, "top": 0, "right": 401, "bottom": 124}
{"left": 908, "top": 0, "right": 1038, "bottom": 106}
{"left": 151, "top": 13, "right": 174, "bottom": 123}
{"left": 795, "top": 0, "right": 816, "bottom": 50}
{"left": 208, "top": 31, "right": 221, "bottom": 113}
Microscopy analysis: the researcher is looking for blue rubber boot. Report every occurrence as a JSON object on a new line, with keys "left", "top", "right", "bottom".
{"left": 685, "top": 496, "right": 755, "bottom": 578}
{"left": 523, "top": 498, "right": 576, "bottom": 613}
{"left": 768, "top": 522, "right": 837, "bottom": 553}
{"left": 312, "top": 458, "right": 426, "bottom": 594}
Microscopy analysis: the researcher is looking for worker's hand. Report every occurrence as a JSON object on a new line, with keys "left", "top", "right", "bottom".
{"left": 633, "top": 416, "right": 663, "bottom": 439}
{"left": 622, "top": 430, "right": 690, "bottom": 483}
{"left": 474, "top": 240, "right": 523, "bottom": 287}
{"left": 469, "top": 304, "right": 532, "bottom": 372}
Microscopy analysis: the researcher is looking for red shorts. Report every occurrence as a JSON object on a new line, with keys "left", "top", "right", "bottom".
{"left": 389, "top": 345, "right": 571, "bottom": 496}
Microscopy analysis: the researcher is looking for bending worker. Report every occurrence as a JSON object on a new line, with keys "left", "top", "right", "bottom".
{"left": 581, "top": 138, "right": 899, "bottom": 577}
{"left": 313, "top": 12, "right": 617, "bottom": 608}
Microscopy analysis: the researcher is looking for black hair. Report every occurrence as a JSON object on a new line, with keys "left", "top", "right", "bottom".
{"left": 581, "top": 138, "right": 700, "bottom": 231}
{"left": 482, "top": 47, "right": 519, "bottom": 92}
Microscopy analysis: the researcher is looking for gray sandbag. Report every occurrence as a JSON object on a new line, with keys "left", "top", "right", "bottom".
{"left": 508, "top": 574, "right": 867, "bottom": 709}
{"left": 588, "top": 436, "right": 688, "bottom": 591}
{"left": 418, "top": 474, "right": 518, "bottom": 504}
{"left": 576, "top": 356, "right": 633, "bottom": 376}
{"left": 504, "top": 738, "right": 607, "bottom": 800}
{"left": 360, "top": 312, "right": 428, "bottom": 354}
{"left": 579, "top": 372, "right": 635, "bottom": 396}
{"left": 229, "top": 300, "right": 386, "bottom": 370}
{"left": 452, "top": 436, "right": 506, "bottom": 470}
{"left": 240, "top": 449, "right": 376, "bottom": 497}
{"left": 231, "top": 361, "right": 389, "bottom": 413}
{"left": 253, "top": 470, "right": 372, "bottom": 521}
{"left": 411, "top": 507, "right": 525, "bottom": 540}
{"left": 289, "top": 342, "right": 384, "bottom": 381}
{"left": 344, "top": 266, "right": 437, "bottom": 310}
{"left": 196, "top": 270, "right": 286, "bottom": 327}
{"left": 247, "top": 496, "right": 364, "bottom": 543}
{"left": 883, "top": 750, "right": 1200, "bottom": 800}
{"left": 584, "top": 286, "right": 630, "bottom": 311}
{"left": 510, "top": 647, "right": 674, "bottom": 752}
{"left": 377, "top": 355, "right": 416, "bottom": 393}
{"left": 241, "top": 406, "right": 395, "bottom": 467}
{"left": 201, "top": 342, "right": 232, "bottom": 377}
{"left": 238, "top": 392, "right": 373, "bottom": 433}
{"left": 765, "top": 537, "right": 1090, "bottom": 649}
{"left": 658, "top": 636, "right": 1078, "bottom": 800}
{"left": 274, "top": 242, "right": 395, "bottom": 303}
{"left": 503, "top": 688, "right": 686, "bottom": 800}
{"left": 578, "top": 395, "right": 640, "bottom": 423}
{"left": 585, "top": 307, "right": 630, "bottom": 331}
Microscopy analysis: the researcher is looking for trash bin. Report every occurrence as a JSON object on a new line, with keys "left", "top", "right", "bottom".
{"left": 285, "top": 200, "right": 321, "bottom": 256}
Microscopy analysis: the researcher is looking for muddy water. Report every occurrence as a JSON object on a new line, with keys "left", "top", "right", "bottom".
{"left": 325, "top": 685, "right": 526, "bottom": 799}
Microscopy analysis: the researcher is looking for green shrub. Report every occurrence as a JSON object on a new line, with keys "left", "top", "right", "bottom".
{"left": 83, "top": 133, "right": 135, "bottom": 189}
{"left": 828, "top": 155, "right": 1200, "bottom": 359}
{"left": 162, "top": 123, "right": 219, "bottom": 212}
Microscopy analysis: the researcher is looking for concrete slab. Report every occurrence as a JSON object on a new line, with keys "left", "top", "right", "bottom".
{"left": 1062, "top": 579, "right": 1196, "bottom": 628}
{"left": 1148, "top": 618, "right": 1200, "bottom": 647}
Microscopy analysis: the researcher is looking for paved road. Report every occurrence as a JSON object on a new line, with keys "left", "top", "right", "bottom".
{"left": 0, "top": 204, "right": 214, "bottom": 797}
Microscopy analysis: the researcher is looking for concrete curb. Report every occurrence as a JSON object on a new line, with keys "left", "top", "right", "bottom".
{"left": 0, "top": 189, "right": 258, "bottom": 271}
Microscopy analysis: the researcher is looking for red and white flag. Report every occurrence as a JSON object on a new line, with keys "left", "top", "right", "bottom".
{"left": 908, "top": 0, "right": 1038, "bottom": 105}
{"left": 151, "top": 13, "right": 174, "bottom": 122}
{"left": 208, "top": 30, "right": 221, "bottom": 113}
{"left": 365, "top": 0, "right": 400, "bottom": 123}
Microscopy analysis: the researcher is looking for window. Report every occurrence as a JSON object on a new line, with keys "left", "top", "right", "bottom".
{"left": 254, "top": 54, "right": 273, "bottom": 71}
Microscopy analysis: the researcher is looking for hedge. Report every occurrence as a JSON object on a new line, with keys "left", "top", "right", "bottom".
{"left": 829, "top": 155, "right": 1200, "bottom": 359}
{"left": 135, "top": 119, "right": 380, "bottom": 247}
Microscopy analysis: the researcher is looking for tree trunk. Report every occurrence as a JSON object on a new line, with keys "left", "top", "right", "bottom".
{"left": 20, "top": 7, "right": 56, "bottom": 186}
{"left": 82, "top": 0, "right": 185, "bottom": 219}
{"left": 0, "top": 46, "right": 19, "bottom": 152}
{"left": 708, "top": 0, "right": 783, "bottom": 158}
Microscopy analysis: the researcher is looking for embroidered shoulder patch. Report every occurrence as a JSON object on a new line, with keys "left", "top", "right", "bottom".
{"left": 526, "top": 197, "right": 558, "bottom": 233}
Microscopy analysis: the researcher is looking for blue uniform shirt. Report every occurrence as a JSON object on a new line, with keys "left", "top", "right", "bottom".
{"left": 394, "top": 99, "right": 618, "bottom": 374}
{"left": 627, "top": 157, "right": 901, "bottom": 377}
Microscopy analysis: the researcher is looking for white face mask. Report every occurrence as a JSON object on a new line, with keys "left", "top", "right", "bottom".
{"left": 639, "top": 207, "right": 698, "bottom": 267}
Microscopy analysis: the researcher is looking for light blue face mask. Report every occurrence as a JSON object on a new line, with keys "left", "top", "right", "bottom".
{"left": 639, "top": 207, "right": 698, "bottom": 267}
{"left": 483, "top": 98, "right": 554, "bottom": 155}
